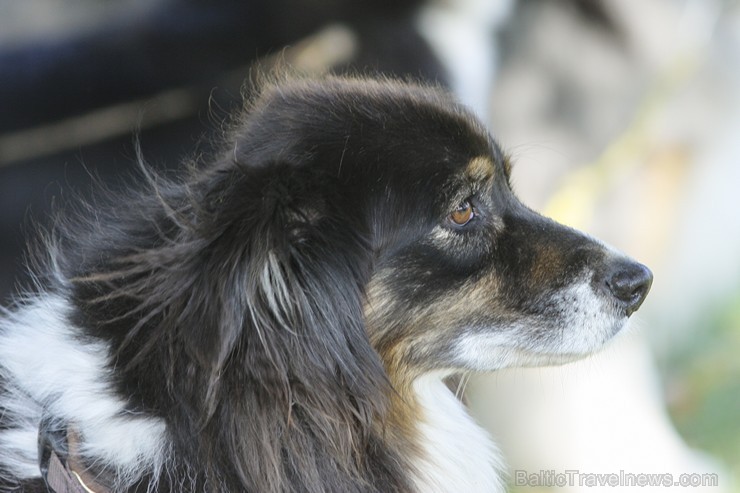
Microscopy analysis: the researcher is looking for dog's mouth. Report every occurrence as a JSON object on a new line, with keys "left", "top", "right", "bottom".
{"left": 446, "top": 258, "right": 653, "bottom": 372}
{"left": 451, "top": 318, "right": 629, "bottom": 372}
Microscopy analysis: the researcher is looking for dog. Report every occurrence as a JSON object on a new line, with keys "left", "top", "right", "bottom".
{"left": 0, "top": 75, "right": 652, "bottom": 492}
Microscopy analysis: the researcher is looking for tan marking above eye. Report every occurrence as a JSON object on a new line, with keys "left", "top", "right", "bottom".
{"left": 450, "top": 200, "right": 474, "bottom": 226}
{"left": 465, "top": 157, "right": 494, "bottom": 182}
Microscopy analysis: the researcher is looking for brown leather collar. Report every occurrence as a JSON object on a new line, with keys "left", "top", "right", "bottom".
{"left": 38, "top": 418, "right": 110, "bottom": 493}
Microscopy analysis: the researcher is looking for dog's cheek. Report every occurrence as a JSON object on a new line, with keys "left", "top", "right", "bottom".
{"left": 364, "top": 270, "right": 504, "bottom": 373}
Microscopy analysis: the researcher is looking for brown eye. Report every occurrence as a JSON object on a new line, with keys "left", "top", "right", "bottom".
{"left": 450, "top": 200, "right": 474, "bottom": 226}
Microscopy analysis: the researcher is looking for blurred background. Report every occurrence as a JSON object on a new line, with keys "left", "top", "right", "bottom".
{"left": 0, "top": 0, "right": 738, "bottom": 491}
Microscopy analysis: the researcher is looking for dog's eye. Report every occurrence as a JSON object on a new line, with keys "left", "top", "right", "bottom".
{"left": 449, "top": 200, "right": 475, "bottom": 226}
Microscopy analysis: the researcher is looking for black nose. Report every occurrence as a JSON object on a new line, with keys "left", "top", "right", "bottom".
{"left": 602, "top": 259, "right": 653, "bottom": 317}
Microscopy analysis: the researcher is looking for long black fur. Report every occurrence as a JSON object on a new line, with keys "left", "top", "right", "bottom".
{"left": 1, "top": 72, "right": 654, "bottom": 493}
{"left": 11, "top": 75, "right": 488, "bottom": 492}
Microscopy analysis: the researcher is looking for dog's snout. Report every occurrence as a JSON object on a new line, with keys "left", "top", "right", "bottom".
{"left": 601, "top": 259, "right": 653, "bottom": 317}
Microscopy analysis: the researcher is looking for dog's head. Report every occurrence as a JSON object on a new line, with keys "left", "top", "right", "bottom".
{"left": 207, "top": 76, "right": 652, "bottom": 381}
{"left": 58, "top": 75, "right": 652, "bottom": 488}
{"left": 70, "top": 76, "right": 652, "bottom": 390}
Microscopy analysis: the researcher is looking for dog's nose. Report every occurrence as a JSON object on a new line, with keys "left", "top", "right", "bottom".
{"left": 602, "top": 259, "right": 653, "bottom": 317}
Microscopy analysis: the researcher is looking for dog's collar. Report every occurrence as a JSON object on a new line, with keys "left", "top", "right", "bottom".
{"left": 38, "top": 417, "right": 109, "bottom": 493}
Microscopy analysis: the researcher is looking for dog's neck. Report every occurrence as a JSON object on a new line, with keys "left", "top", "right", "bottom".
{"left": 402, "top": 373, "right": 505, "bottom": 493}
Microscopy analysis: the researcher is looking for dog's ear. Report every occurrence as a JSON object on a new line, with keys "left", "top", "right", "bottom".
{"left": 164, "top": 160, "right": 394, "bottom": 484}
{"left": 61, "top": 157, "right": 395, "bottom": 487}
{"left": 183, "top": 160, "right": 388, "bottom": 417}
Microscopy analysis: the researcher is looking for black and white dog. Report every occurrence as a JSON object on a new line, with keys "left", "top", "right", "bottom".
{"left": 0, "top": 76, "right": 651, "bottom": 492}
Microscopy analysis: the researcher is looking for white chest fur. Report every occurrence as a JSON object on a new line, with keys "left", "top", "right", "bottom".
{"left": 0, "top": 296, "right": 168, "bottom": 486}
{"left": 410, "top": 374, "right": 505, "bottom": 493}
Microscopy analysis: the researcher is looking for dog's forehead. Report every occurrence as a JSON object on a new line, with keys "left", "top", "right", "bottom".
{"left": 256, "top": 77, "right": 498, "bottom": 160}
{"left": 248, "top": 78, "right": 509, "bottom": 209}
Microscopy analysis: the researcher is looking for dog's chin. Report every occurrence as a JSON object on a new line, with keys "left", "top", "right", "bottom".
{"left": 451, "top": 316, "right": 631, "bottom": 372}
